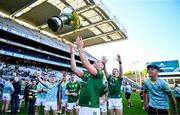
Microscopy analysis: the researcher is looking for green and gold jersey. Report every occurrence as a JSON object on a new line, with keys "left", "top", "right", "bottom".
{"left": 28, "top": 85, "right": 37, "bottom": 99}
{"left": 107, "top": 75, "right": 123, "bottom": 98}
{"left": 66, "top": 81, "right": 80, "bottom": 103}
{"left": 79, "top": 69, "right": 104, "bottom": 108}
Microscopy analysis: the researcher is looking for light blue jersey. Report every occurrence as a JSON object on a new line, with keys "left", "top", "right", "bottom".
{"left": 61, "top": 81, "right": 68, "bottom": 100}
{"left": 45, "top": 82, "right": 59, "bottom": 102}
{"left": 36, "top": 82, "right": 48, "bottom": 99}
{"left": 126, "top": 84, "right": 132, "bottom": 94}
{"left": 3, "top": 82, "right": 14, "bottom": 93}
{"left": 144, "top": 77, "right": 171, "bottom": 109}
{"left": 174, "top": 87, "right": 180, "bottom": 97}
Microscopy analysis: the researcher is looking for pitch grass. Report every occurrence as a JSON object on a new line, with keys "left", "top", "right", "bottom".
{"left": 1, "top": 92, "right": 179, "bottom": 115}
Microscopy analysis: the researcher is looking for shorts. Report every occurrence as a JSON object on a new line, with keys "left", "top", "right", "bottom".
{"left": 148, "top": 106, "right": 170, "bottom": 115}
{"left": 35, "top": 98, "right": 46, "bottom": 106}
{"left": 2, "top": 93, "right": 11, "bottom": 101}
{"left": 19, "top": 95, "right": 23, "bottom": 100}
{"left": 61, "top": 99, "right": 67, "bottom": 107}
{"left": 67, "top": 102, "right": 80, "bottom": 110}
{"left": 140, "top": 95, "right": 143, "bottom": 100}
{"left": 125, "top": 93, "right": 131, "bottom": 99}
{"left": 100, "top": 101, "right": 107, "bottom": 113}
{"left": 79, "top": 107, "right": 100, "bottom": 115}
{"left": 108, "top": 98, "right": 123, "bottom": 110}
{"left": 44, "top": 101, "right": 57, "bottom": 111}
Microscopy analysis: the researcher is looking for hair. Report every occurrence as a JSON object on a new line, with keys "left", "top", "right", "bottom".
{"left": 31, "top": 79, "right": 36, "bottom": 82}
{"left": 113, "top": 68, "right": 119, "bottom": 72}
{"left": 50, "top": 74, "right": 56, "bottom": 78}
{"left": 14, "top": 77, "right": 19, "bottom": 82}
{"left": 10, "top": 77, "right": 14, "bottom": 82}
{"left": 70, "top": 71, "right": 76, "bottom": 76}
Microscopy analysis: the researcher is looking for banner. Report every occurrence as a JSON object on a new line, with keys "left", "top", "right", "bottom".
{"left": 146, "top": 60, "right": 179, "bottom": 72}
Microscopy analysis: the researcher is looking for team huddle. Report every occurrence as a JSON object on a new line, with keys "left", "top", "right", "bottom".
{"left": 1, "top": 36, "right": 179, "bottom": 115}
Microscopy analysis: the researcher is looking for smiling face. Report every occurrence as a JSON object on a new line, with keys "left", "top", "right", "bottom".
{"left": 31, "top": 80, "right": 36, "bottom": 85}
{"left": 92, "top": 60, "right": 104, "bottom": 70}
{"left": 112, "top": 68, "right": 119, "bottom": 77}
{"left": 147, "top": 67, "right": 158, "bottom": 79}
{"left": 50, "top": 76, "right": 56, "bottom": 83}
{"left": 70, "top": 73, "right": 76, "bottom": 82}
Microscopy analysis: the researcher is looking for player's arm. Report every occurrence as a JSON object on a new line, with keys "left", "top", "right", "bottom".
{"left": 58, "top": 73, "right": 66, "bottom": 85}
{"left": 65, "top": 89, "right": 71, "bottom": 96}
{"left": 65, "top": 86, "right": 77, "bottom": 96}
{"left": 58, "top": 88, "right": 61, "bottom": 103}
{"left": 76, "top": 36, "right": 97, "bottom": 76}
{"left": 143, "top": 85, "right": 148, "bottom": 112}
{"left": 163, "top": 81, "right": 178, "bottom": 114}
{"left": 76, "top": 82, "right": 81, "bottom": 106}
{"left": 11, "top": 84, "right": 14, "bottom": 93}
{"left": 65, "top": 84, "right": 71, "bottom": 96}
{"left": 104, "top": 91, "right": 108, "bottom": 102}
{"left": 101, "top": 56, "right": 109, "bottom": 79}
{"left": 35, "top": 73, "right": 47, "bottom": 87}
{"left": 70, "top": 44, "right": 84, "bottom": 77}
{"left": 116, "top": 54, "right": 123, "bottom": 78}
{"left": 166, "top": 91, "right": 178, "bottom": 114}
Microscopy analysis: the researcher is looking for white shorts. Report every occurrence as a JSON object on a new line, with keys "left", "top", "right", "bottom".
{"left": 61, "top": 99, "right": 67, "bottom": 107}
{"left": 108, "top": 98, "right": 123, "bottom": 110}
{"left": 2, "top": 93, "right": 11, "bottom": 101}
{"left": 19, "top": 95, "right": 23, "bottom": 100}
{"left": 44, "top": 101, "right": 57, "bottom": 111}
{"left": 100, "top": 101, "right": 107, "bottom": 113}
{"left": 79, "top": 107, "right": 100, "bottom": 115}
{"left": 35, "top": 98, "right": 46, "bottom": 106}
{"left": 67, "top": 102, "right": 80, "bottom": 110}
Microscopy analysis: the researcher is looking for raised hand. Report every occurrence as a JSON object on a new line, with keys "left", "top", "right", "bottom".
{"left": 69, "top": 44, "right": 76, "bottom": 54}
{"left": 116, "top": 54, "right": 121, "bottom": 63}
{"left": 75, "top": 36, "right": 84, "bottom": 49}
{"left": 101, "top": 56, "right": 108, "bottom": 65}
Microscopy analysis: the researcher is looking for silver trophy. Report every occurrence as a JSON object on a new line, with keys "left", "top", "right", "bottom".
{"left": 47, "top": 6, "right": 80, "bottom": 32}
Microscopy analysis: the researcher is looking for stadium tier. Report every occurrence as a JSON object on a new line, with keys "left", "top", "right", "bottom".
{"left": 0, "top": 16, "right": 96, "bottom": 71}
{"left": 0, "top": 0, "right": 128, "bottom": 75}
{"left": 0, "top": 0, "right": 127, "bottom": 47}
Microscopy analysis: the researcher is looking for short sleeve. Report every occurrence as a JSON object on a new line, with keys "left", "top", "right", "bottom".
{"left": 66, "top": 83, "right": 69, "bottom": 90}
{"left": 162, "top": 80, "right": 171, "bottom": 92}
{"left": 175, "top": 87, "right": 180, "bottom": 94}
{"left": 143, "top": 80, "right": 148, "bottom": 91}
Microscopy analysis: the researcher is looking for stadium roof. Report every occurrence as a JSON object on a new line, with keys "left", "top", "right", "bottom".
{"left": 0, "top": 0, "right": 127, "bottom": 47}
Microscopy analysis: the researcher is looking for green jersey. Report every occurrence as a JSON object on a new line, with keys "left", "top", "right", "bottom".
{"left": 66, "top": 81, "right": 81, "bottom": 103}
{"left": 79, "top": 69, "right": 104, "bottom": 108}
{"left": 107, "top": 75, "right": 123, "bottom": 98}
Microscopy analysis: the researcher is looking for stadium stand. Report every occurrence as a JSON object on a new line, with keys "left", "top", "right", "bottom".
{"left": 0, "top": 16, "right": 96, "bottom": 73}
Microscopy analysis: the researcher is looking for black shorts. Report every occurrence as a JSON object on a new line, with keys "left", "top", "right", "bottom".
{"left": 148, "top": 106, "right": 170, "bottom": 115}
{"left": 125, "top": 93, "right": 131, "bottom": 99}
{"left": 140, "top": 95, "right": 143, "bottom": 100}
